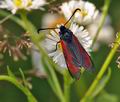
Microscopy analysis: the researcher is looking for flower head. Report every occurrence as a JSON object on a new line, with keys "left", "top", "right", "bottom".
{"left": 0, "top": 0, "right": 46, "bottom": 14}
{"left": 0, "top": 26, "right": 33, "bottom": 61}
{"left": 60, "top": 0, "right": 99, "bottom": 25}
{"left": 44, "top": 23, "right": 92, "bottom": 68}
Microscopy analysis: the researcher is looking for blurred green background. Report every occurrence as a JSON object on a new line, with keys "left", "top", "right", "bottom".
{"left": 0, "top": 0, "right": 120, "bottom": 102}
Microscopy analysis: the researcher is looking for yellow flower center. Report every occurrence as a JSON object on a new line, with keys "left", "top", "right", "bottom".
{"left": 13, "top": 0, "right": 22, "bottom": 7}
{"left": 58, "top": 43, "right": 63, "bottom": 51}
{"left": 13, "top": 0, "right": 32, "bottom": 8}
{"left": 81, "top": 9, "right": 88, "bottom": 17}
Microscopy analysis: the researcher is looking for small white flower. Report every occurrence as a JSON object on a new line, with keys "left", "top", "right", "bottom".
{"left": 44, "top": 23, "right": 92, "bottom": 68}
{"left": 0, "top": 0, "right": 46, "bottom": 14}
{"left": 60, "top": 0, "right": 99, "bottom": 25}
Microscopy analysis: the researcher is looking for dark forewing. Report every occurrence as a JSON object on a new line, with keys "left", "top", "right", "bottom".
{"left": 66, "top": 34, "right": 94, "bottom": 71}
{"left": 61, "top": 40, "right": 80, "bottom": 79}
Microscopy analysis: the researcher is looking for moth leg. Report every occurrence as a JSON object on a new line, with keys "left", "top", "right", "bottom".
{"left": 54, "top": 41, "right": 60, "bottom": 51}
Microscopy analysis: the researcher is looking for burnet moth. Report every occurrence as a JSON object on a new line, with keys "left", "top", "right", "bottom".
{"left": 37, "top": 9, "right": 95, "bottom": 80}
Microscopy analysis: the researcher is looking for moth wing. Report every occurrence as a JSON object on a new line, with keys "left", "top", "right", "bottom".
{"left": 70, "top": 34, "right": 94, "bottom": 71}
{"left": 61, "top": 40, "right": 80, "bottom": 79}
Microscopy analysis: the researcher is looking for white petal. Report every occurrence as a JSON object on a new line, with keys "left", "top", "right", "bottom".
{"left": 0, "top": 0, "right": 46, "bottom": 13}
{"left": 60, "top": 0, "right": 99, "bottom": 25}
{"left": 29, "top": 0, "right": 46, "bottom": 9}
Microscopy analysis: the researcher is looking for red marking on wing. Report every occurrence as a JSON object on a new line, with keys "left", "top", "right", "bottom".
{"left": 60, "top": 40, "right": 80, "bottom": 79}
{"left": 72, "top": 34, "right": 94, "bottom": 70}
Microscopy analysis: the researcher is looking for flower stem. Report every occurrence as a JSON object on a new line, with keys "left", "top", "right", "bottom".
{"left": 81, "top": 32, "right": 120, "bottom": 102}
{"left": 0, "top": 75, "right": 37, "bottom": 102}
{"left": 0, "top": 10, "right": 25, "bottom": 29}
{"left": 20, "top": 12, "right": 65, "bottom": 102}
{"left": 44, "top": 57, "right": 65, "bottom": 102}
{"left": 64, "top": 84, "right": 70, "bottom": 102}
{"left": 91, "top": 0, "right": 111, "bottom": 48}
{"left": 0, "top": 14, "right": 12, "bottom": 24}
{"left": 63, "top": 73, "right": 71, "bottom": 102}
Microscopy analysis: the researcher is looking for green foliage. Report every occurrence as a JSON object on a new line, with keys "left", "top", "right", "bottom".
{"left": 91, "top": 68, "right": 111, "bottom": 98}
{"left": 95, "top": 91, "right": 119, "bottom": 102}
{"left": 0, "top": 0, "right": 120, "bottom": 102}
{"left": 0, "top": 67, "right": 37, "bottom": 102}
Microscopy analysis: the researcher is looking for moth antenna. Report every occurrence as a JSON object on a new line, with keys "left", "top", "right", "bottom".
{"left": 37, "top": 27, "right": 59, "bottom": 33}
{"left": 64, "top": 8, "right": 81, "bottom": 26}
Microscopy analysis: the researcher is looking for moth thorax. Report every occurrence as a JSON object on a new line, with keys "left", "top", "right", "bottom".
{"left": 60, "top": 25, "right": 66, "bottom": 32}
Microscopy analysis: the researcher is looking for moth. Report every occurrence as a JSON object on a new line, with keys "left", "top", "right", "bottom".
{"left": 38, "top": 9, "right": 94, "bottom": 79}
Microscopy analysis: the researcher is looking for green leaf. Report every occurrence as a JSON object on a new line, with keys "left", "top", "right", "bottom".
{"left": 91, "top": 68, "right": 111, "bottom": 98}
{"left": 63, "top": 70, "right": 74, "bottom": 85}
{"left": 41, "top": 57, "right": 56, "bottom": 93}
{"left": 7, "top": 66, "right": 16, "bottom": 78}
{"left": 0, "top": 75, "right": 37, "bottom": 102}
{"left": 41, "top": 56, "right": 65, "bottom": 102}
{"left": 63, "top": 70, "right": 74, "bottom": 102}
{"left": 95, "top": 91, "right": 119, "bottom": 102}
{"left": 19, "top": 68, "right": 28, "bottom": 88}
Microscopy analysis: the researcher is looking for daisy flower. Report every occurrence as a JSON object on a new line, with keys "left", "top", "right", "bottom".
{"left": 0, "top": 0, "right": 46, "bottom": 14}
{"left": 60, "top": 0, "right": 99, "bottom": 25}
{"left": 44, "top": 23, "right": 92, "bottom": 68}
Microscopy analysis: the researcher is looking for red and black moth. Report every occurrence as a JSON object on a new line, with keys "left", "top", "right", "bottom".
{"left": 38, "top": 9, "right": 95, "bottom": 80}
